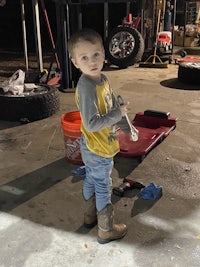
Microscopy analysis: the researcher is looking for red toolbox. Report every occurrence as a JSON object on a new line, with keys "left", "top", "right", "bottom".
{"left": 117, "top": 110, "right": 176, "bottom": 159}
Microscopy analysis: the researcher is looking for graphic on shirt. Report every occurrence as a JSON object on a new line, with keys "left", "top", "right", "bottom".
{"left": 104, "top": 92, "right": 118, "bottom": 144}
{"left": 105, "top": 93, "right": 112, "bottom": 112}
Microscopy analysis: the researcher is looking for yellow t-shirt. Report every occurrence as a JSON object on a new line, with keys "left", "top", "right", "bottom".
{"left": 75, "top": 74, "right": 122, "bottom": 158}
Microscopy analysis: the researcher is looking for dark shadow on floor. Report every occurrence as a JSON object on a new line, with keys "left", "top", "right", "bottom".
{"left": 0, "top": 158, "right": 72, "bottom": 212}
{"left": 112, "top": 188, "right": 141, "bottom": 205}
{"left": 160, "top": 78, "right": 200, "bottom": 90}
{"left": 113, "top": 155, "right": 144, "bottom": 205}
{"left": 114, "top": 155, "right": 141, "bottom": 179}
{"left": 113, "top": 153, "right": 162, "bottom": 214}
{"left": 0, "top": 120, "right": 21, "bottom": 130}
{"left": 131, "top": 195, "right": 162, "bottom": 217}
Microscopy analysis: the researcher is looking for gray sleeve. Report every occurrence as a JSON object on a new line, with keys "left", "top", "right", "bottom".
{"left": 77, "top": 76, "right": 122, "bottom": 132}
{"left": 116, "top": 116, "right": 131, "bottom": 133}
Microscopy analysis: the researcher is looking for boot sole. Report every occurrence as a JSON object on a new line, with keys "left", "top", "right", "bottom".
{"left": 97, "top": 230, "right": 127, "bottom": 244}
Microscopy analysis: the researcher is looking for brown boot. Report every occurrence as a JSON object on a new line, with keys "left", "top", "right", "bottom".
{"left": 97, "top": 204, "right": 127, "bottom": 244}
{"left": 84, "top": 196, "right": 97, "bottom": 228}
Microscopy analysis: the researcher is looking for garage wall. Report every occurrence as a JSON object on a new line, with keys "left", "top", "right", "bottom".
{"left": 0, "top": 1, "right": 57, "bottom": 52}
{"left": 0, "top": 1, "right": 136, "bottom": 52}
{"left": 0, "top": 1, "right": 23, "bottom": 51}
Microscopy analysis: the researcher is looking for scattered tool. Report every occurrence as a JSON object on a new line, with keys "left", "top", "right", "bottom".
{"left": 113, "top": 178, "right": 145, "bottom": 197}
{"left": 40, "top": 0, "right": 60, "bottom": 70}
{"left": 139, "top": 1, "right": 168, "bottom": 68}
{"left": 40, "top": 0, "right": 61, "bottom": 86}
{"left": 117, "top": 95, "right": 139, "bottom": 141}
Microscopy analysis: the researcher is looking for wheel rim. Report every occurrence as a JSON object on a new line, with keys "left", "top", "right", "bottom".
{"left": 109, "top": 31, "right": 135, "bottom": 59}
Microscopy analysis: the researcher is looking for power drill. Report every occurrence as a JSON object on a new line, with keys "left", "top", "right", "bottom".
{"left": 112, "top": 178, "right": 145, "bottom": 197}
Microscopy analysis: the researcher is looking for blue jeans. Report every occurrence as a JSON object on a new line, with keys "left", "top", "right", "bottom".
{"left": 80, "top": 135, "right": 113, "bottom": 212}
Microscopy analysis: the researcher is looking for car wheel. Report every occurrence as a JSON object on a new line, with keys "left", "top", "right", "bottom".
{"left": 105, "top": 26, "right": 145, "bottom": 68}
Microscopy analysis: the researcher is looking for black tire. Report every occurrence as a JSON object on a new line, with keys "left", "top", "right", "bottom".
{"left": 105, "top": 26, "right": 145, "bottom": 68}
{"left": 0, "top": 85, "right": 60, "bottom": 122}
{"left": 180, "top": 50, "right": 187, "bottom": 58}
{"left": 178, "top": 62, "right": 200, "bottom": 86}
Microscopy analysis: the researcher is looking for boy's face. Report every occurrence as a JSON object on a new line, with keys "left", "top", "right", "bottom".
{"left": 71, "top": 40, "right": 105, "bottom": 80}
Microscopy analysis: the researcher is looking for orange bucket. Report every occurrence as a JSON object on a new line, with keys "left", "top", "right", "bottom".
{"left": 61, "top": 111, "right": 83, "bottom": 165}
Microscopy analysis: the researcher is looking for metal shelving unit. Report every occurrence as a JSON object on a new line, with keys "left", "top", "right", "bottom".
{"left": 186, "top": 1, "right": 198, "bottom": 24}
{"left": 183, "top": 0, "right": 200, "bottom": 46}
{"left": 175, "top": 0, "right": 200, "bottom": 47}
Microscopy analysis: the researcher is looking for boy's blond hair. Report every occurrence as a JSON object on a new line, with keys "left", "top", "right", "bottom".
{"left": 68, "top": 28, "right": 104, "bottom": 58}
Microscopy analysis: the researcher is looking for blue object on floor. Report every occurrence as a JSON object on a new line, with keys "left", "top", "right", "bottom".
{"left": 140, "top": 182, "right": 163, "bottom": 200}
{"left": 71, "top": 166, "right": 86, "bottom": 177}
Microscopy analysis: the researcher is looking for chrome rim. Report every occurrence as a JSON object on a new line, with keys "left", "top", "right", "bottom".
{"left": 109, "top": 31, "right": 135, "bottom": 59}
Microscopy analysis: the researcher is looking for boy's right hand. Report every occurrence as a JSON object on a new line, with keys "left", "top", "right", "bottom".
{"left": 119, "top": 102, "right": 129, "bottom": 117}
{"left": 117, "top": 95, "right": 129, "bottom": 117}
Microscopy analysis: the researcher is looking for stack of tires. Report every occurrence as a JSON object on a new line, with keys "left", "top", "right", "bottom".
{"left": 178, "top": 62, "right": 200, "bottom": 86}
{"left": 0, "top": 85, "right": 60, "bottom": 122}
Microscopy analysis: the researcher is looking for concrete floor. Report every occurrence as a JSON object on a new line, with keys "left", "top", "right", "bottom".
{"left": 0, "top": 58, "right": 200, "bottom": 267}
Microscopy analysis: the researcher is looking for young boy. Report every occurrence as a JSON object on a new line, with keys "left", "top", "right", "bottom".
{"left": 68, "top": 28, "right": 128, "bottom": 244}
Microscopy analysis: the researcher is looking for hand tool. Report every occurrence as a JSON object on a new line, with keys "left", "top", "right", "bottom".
{"left": 117, "top": 95, "right": 139, "bottom": 141}
{"left": 113, "top": 178, "right": 145, "bottom": 197}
